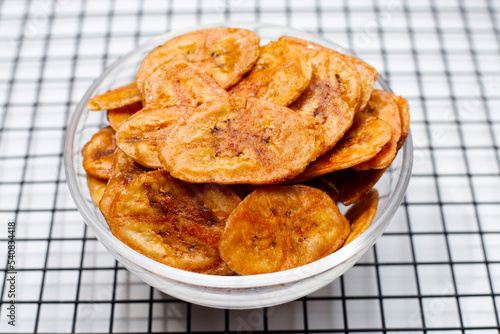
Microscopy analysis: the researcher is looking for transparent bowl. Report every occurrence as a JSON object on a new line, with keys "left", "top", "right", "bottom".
{"left": 64, "top": 23, "right": 413, "bottom": 309}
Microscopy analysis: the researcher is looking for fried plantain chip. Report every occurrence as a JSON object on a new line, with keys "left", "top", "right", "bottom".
{"left": 391, "top": 93, "right": 410, "bottom": 149}
{"left": 306, "top": 168, "right": 386, "bottom": 206}
{"left": 142, "top": 60, "right": 229, "bottom": 108}
{"left": 107, "top": 101, "right": 143, "bottom": 131}
{"left": 108, "top": 170, "right": 240, "bottom": 275}
{"left": 116, "top": 106, "right": 186, "bottom": 169}
{"left": 351, "top": 58, "right": 378, "bottom": 111}
{"left": 229, "top": 41, "right": 312, "bottom": 106}
{"left": 86, "top": 82, "right": 142, "bottom": 111}
{"left": 278, "top": 37, "right": 361, "bottom": 156}
{"left": 82, "top": 126, "right": 117, "bottom": 179}
{"left": 219, "top": 185, "right": 350, "bottom": 275}
{"left": 86, "top": 173, "right": 108, "bottom": 206}
{"left": 159, "top": 97, "right": 317, "bottom": 184}
{"left": 343, "top": 189, "right": 379, "bottom": 245}
{"left": 279, "top": 36, "right": 376, "bottom": 112}
{"left": 354, "top": 89, "right": 402, "bottom": 170}
{"left": 291, "top": 113, "right": 393, "bottom": 182}
{"left": 99, "top": 148, "right": 149, "bottom": 218}
{"left": 136, "top": 27, "right": 260, "bottom": 90}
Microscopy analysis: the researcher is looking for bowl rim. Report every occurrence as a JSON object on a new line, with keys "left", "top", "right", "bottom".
{"left": 64, "top": 23, "right": 413, "bottom": 289}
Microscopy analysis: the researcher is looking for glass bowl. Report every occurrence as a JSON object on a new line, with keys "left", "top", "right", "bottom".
{"left": 64, "top": 23, "right": 413, "bottom": 309}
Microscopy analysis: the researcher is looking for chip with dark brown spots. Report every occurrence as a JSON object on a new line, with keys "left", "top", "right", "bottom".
{"left": 82, "top": 126, "right": 117, "bottom": 179}
{"left": 107, "top": 170, "right": 240, "bottom": 275}
{"left": 219, "top": 185, "right": 350, "bottom": 275}
{"left": 159, "top": 97, "right": 317, "bottom": 184}
{"left": 136, "top": 27, "right": 260, "bottom": 90}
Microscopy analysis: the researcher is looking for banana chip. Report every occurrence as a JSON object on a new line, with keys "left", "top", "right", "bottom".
{"left": 279, "top": 37, "right": 361, "bottom": 156}
{"left": 86, "top": 82, "right": 142, "bottom": 111}
{"left": 82, "top": 126, "right": 116, "bottom": 179}
{"left": 219, "top": 185, "right": 350, "bottom": 275}
{"left": 116, "top": 106, "right": 185, "bottom": 169}
{"left": 291, "top": 112, "right": 392, "bottom": 182}
{"left": 343, "top": 189, "right": 379, "bottom": 245}
{"left": 107, "top": 101, "right": 143, "bottom": 131}
{"left": 136, "top": 27, "right": 260, "bottom": 90}
{"left": 351, "top": 58, "right": 378, "bottom": 111}
{"left": 99, "top": 148, "right": 149, "bottom": 217}
{"left": 229, "top": 41, "right": 312, "bottom": 106}
{"left": 142, "top": 60, "right": 229, "bottom": 108}
{"left": 159, "top": 97, "right": 317, "bottom": 184}
{"left": 392, "top": 94, "right": 410, "bottom": 149}
{"left": 86, "top": 174, "right": 108, "bottom": 206}
{"left": 354, "top": 89, "right": 402, "bottom": 170}
{"left": 307, "top": 168, "right": 386, "bottom": 206}
{"left": 280, "top": 36, "right": 376, "bottom": 112}
{"left": 108, "top": 170, "right": 240, "bottom": 275}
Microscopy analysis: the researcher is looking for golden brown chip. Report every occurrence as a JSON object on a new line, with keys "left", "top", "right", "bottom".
{"left": 279, "top": 37, "right": 361, "bottom": 155}
{"left": 159, "top": 97, "right": 317, "bottom": 184}
{"left": 108, "top": 170, "right": 240, "bottom": 275}
{"left": 86, "top": 82, "right": 142, "bottom": 111}
{"left": 291, "top": 113, "right": 393, "bottom": 183}
{"left": 142, "top": 60, "right": 229, "bottom": 108}
{"left": 107, "top": 101, "right": 143, "bottom": 131}
{"left": 136, "top": 27, "right": 260, "bottom": 90}
{"left": 116, "top": 106, "right": 185, "bottom": 169}
{"left": 354, "top": 90, "right": 402, "bottom": 170}
{"left": 229, "top": 41, "right": 312, "bottom": 106}
{"left": 99, "top": 148, "right": 149, "bottom": 218}
{"left": 343, "top": 189, "right": 379, "bottom": 245}
{"left": 279, "top": 36, "right": 375, "bottom": 112}
{"left": 306, "top": 168, "right": 386, "bottom": 206}
{"left": 351, "top": 58, "right": 378, "bottom": 111}
{"left": 82, "top": 126, "right": 117, "bottom": 179}
{"left": 219, "top": 185, "right": 350, "bottom": 275}
{"left": 86, "top": 174, "right": 108, "bottom": 206}
{"left": 391, "top": 93, "right": 410, "bottom": 149}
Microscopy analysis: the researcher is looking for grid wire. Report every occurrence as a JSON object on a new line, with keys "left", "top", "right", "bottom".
{"left": 0, "top": 0, "right": 499, "bottom": 332}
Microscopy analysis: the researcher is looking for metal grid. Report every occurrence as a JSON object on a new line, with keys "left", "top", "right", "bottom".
{"left": 0, "top": 0, "right": 499, "bottom": 332}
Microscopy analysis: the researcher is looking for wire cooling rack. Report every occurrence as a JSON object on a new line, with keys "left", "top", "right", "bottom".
{"left": 0, "top": 0, "right": 499, "bottom": 332}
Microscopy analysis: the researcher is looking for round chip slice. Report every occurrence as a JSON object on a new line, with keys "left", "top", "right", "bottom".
{"left": 219, "top": 185, "right": 350, "bottom": 275}
{"left": 354, "top": 89, "right": 402, "bottom": 170}
{"left": 229, "top": 41, "right": 312, "bottom": 106}
{"left": 136, "top": 27, "right": 260, "bottom": 90}
{"left": 86, "top": 174, "right": 108, "bottom": 206}
{"left": 86, "top": 82, "right": 142, "bottom": 111}
{"left": 279, "top": 36, "right": 361, "bottom": 156}
{"left": 159, "top": 97, "right": 317, "bottom": 184}
{"left": 142, "top": 60, "right": 229, "bottom": 108}
{"left": 291, "top": 113, "right": 393, "bottom": 182}
{"left": 107, "top": 101, "right": 143, "bottom": 131}
{"left": 343, "top": 189, "right": 379, "bottom": 246}
{"left": 82, "top": 126, "right": 117, "bottom": 179}
{"left": 99, "top": 148, "right": 149, "bottom": 218}
{"left": 116, "top": 106, "right": 186, "bottom": 169}
{"left": 108, "top": 170, "right": 240, "bottom": 275}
